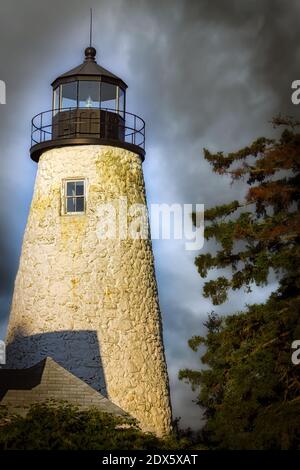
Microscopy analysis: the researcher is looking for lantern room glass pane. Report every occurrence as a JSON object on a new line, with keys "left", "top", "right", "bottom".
{"left": 79, "top": 81, "right": 100, "bottom": 108}
{"left": 53, "top": 86, "right": 60, "bottom": 115}
{"left": 101, "top": 82, "right": 117, "bottom": 111}
{"left": 117, "top": 87, "right": 125, "bottom": 117}
{"left": 61, "top": 82, "right": 77, "bottom": 109}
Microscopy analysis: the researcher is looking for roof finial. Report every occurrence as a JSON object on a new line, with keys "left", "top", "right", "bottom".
{"left": 89, "top": 8, "right": 93, "bottom": 48}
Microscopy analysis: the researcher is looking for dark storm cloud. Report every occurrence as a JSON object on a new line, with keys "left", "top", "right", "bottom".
{"left": 121, "top": 0, "right": 300, "bottom": 133}
{"left": 0, "top": 0, "right": 299, "bottom": 427}
{"left": 0, "top": 0, "right": 91, "bottom": 330}
{"left": 115, "top": 0, "right": 300, "bottom": 212}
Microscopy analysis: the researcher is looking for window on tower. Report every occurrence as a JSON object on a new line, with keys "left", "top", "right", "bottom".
{"left": 63, "top": 179, "right": 86, "bottom": 214}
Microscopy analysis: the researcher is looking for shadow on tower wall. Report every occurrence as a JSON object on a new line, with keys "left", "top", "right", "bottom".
{"left": 5, "top": 329, "right": 107, "bottom": 396}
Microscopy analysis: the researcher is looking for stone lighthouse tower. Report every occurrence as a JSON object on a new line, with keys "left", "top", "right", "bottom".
{"left": 5, "top": 46, "right": 172, "bottom": 435}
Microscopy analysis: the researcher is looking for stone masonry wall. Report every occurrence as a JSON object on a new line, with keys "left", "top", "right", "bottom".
{"left": 6, "top": 145, "right": 172, "bottom": 436}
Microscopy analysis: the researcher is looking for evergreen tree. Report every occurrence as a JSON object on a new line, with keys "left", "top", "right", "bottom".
{"left": 179, "top": 117, "right": 300, "bottom": 449}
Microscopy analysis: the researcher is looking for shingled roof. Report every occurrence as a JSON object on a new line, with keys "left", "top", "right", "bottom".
{"left": 51, "top": 47, "right": 127, "bottom": 90}
{"left": 0, "top": 357, "right": 126, "bottom": 416}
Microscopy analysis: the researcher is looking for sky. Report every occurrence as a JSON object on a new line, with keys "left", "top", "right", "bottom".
{"left": 0, "top": 0, "right": 300, "bottom": 429}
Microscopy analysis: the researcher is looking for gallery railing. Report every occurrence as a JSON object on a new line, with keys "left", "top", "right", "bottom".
{"left": 31, "top": 107, "right": 145, "bottom": 151}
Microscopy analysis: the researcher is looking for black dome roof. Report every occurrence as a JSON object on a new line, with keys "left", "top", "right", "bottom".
{"left": 51, "top": 47, "right": 127, "bottom": 90}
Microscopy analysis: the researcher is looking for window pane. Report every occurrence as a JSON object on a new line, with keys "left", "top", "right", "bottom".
{"left": 79, "top": 81, "right": 100, "bottom": 108}
{"left": 61, "top": 82, "right": 77, "bottom": 109}
{"left": 67, "top": 197, "right": 76, "bottom": 212}
{"left": 76, "top": 181, "right": 84, "bottom": 196}
{"left": 101, "top": 82, "right": 117, "bottom": 111}
{"left": 67, "top": 182, "right": 75, "bottom": 196}
{"left": 76, "top": 197, "right": 84, "bottom": 212}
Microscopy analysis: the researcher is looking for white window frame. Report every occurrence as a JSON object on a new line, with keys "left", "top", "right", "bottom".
{"left": 62, "top": 178, "right": 86, "bottom": 215}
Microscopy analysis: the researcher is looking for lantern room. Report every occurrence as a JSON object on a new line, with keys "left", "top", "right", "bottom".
{"left": 51, "top": 47, "right": 126, "bottom": 115}
{"left": 30, "top": 47, "right": 145, "bottom": 162}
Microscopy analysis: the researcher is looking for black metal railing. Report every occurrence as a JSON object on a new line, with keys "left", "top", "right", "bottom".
{"left": 31, "top": 107, "right": 145, "bottom": 150}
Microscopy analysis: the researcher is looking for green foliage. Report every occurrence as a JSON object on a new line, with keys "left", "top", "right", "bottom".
{"left": 195, "top": 117, "right": 300, "bottom": 304}
{"left": 180, "top": 117, "right": 300, "bottom": 449}
{"left": 195, "top": 201, "right": 240, "bottom": 222}
{"left": 0, "top": 402, "right": 189, "bottom": 450}
{"left": 203, "top": 137, "right": 273, "bottom": 172}
{"left": 180, "top": 293, "right": 300, "bottom": 449}
{"left": 203, "top": 277, "right": 230, "bottom": 305}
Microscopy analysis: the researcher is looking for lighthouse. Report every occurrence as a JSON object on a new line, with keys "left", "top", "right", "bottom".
{"left": 5, "top": 45, "right": 172, "bottom": 436}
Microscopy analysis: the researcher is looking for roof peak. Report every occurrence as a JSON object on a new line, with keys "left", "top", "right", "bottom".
{"left": 51, "top": 48, "right": 128, "bottom": 90}
{"left": 84, "top": 46, "right": 97, "bottom": 62}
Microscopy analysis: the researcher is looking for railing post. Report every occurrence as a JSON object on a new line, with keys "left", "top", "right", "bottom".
{"left": 134, "top": 115, "right": 136, "bottom": 145}
{"left": 40, "top": 113, "right": 42, "bottom": 143}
